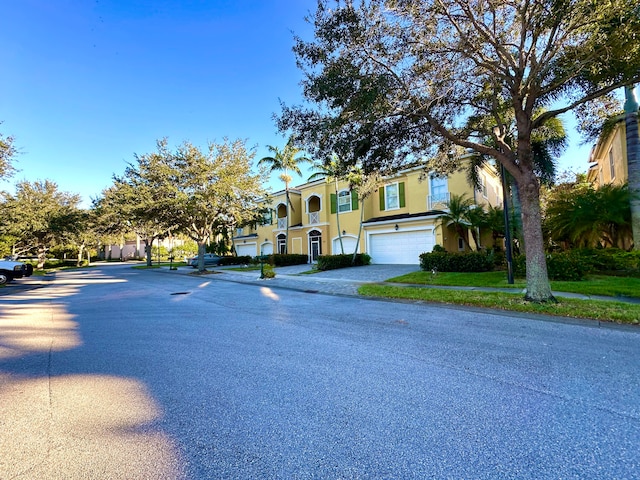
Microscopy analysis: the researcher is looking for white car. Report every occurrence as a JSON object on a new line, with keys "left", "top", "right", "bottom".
{"left": 0, "top": 259, "right": 33, "bottom": 285}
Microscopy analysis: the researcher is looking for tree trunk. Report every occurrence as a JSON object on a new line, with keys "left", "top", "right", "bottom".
{"left": 335, "top": 180, "right": 344, "bottom": 254}
{"left": 517, "top": 173, "right": 556, "bottom": 302}
{"left": 77, "top": 243, "right": 85, "bottom": 267}
{"left": 352, "top": 199, "right": 365, "bottom": 265}
{"left": 145, "top": 239, "right": 153, "bottom": 266}
{"left": 37, "top": 245, "right": 46, "bottom": 270}
{"left": 285, "top": 187, "right": 290, "bottom": 254}
{"left": 197, "top": 241, "right": 207, "bottom": 272}
{"left": 624, "top": 85, "right": 640, "bottom": 250}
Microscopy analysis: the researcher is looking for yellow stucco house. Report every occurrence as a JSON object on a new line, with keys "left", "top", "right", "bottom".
{"left": 587, "top": 117, "right": 639, "bottom": 187}
{"left": 233, "top": 162, "right": 503, "bottom": 265}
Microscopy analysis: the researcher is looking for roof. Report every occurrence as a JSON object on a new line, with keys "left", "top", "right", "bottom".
{"left": 363, "top": 211, "right": 446, "bottom": 224}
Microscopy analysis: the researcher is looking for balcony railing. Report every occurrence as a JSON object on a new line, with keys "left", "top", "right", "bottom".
{"left": 308, "top": 211, "right": 320, "bottom": 224}
{"left": 428, "top": 192, "right": 450, "bottom": 210}
{"left": 277, "top": 217, "right": 287, "bottom": 229}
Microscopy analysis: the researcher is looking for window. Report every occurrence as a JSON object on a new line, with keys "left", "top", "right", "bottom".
{"left": 385, "top": 183, "right": 399, "bottom": 210}
{"left": 338, "top": 190, "right": 352, "bottom": 213}
{"left": 379, "top": 182, "right": 405, "bottom": 210}
{"left": 609, "top": 149, "right": 615, "bottom": 180}
{"left": 480, "top": 175, "right": 487, "bottom": 198}
{"left": 430, "top": 176, "right": 447, "bottom": 198}
{"left": 458, "top": 237, "right": 465, "bottom": 251}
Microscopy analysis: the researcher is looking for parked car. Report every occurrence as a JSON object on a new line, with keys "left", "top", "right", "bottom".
{"left": 188, "top": 253, "right": 222, "bottom": 268}
{"left": 0, "top": 259, "right": 33, "bottom": 285}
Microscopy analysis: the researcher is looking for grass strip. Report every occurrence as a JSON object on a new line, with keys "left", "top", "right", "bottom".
{"left": 358, "top": 284, "right": 640, "bottom": 324}
{"left": 387, "top": 271, "right": 640, "bottom": 298}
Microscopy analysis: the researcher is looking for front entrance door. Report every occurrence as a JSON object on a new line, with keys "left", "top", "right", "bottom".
{"left": 308, "top": 230, "right": 322, "bottom": 262}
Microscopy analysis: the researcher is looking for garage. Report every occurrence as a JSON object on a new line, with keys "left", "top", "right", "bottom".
{"left": 368, "top": 229, "right": 435, "bottom": 264}
{"left": 332, "top": 236, "right": 359, "bottom": 255}
{"left": 235, "top": 243, "right": 257, "bottom": 257}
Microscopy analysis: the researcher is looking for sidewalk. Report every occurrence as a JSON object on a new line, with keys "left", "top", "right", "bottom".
{"left": 165, "top": 264, "right": 640, "bottom": 304}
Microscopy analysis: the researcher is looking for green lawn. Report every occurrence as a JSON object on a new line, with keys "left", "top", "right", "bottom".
{"left": 358, "top": 284, "right": 640, "bottom": 324}
{"left": 387, "top": 271, "right": 640, "bottom": 299}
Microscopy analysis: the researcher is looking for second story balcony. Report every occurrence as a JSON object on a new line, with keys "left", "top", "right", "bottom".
{"left": 277, "top": 217, "right": 287, "bottom": 230}
{"left": 428, "top": 192, "right": 450, "bottom": 211}
{"left": 308, "top": 211, "right": 320, "bottom": 225}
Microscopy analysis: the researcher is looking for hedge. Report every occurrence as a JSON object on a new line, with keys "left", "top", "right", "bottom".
{"left": 419, "top": 251, "right": 495, "bottom": 272}
{"left": 261, "top": 253, "right": 309, "bottom": 267}
{"left": 316, "top": 253, "right": 372, "bottom": 271}
{"left": 513, "top": 251, "right": 589, "bottom": 281}
{"left": 218, "top": 255, "right": 252, "bottom": 266}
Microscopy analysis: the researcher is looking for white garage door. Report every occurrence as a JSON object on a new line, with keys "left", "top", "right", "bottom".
{"left": 332, "top": 236, "right": 358, "bottom": 255}
{"left": 261, "top": 243, "right": 273, "bottom": 255}
{"left": 235, "top": 244, "right": 256, "bottom": 257}
{"left": 369, "top": 230, "right": 434, "bottom": 264}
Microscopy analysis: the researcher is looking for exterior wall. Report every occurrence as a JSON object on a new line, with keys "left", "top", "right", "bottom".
{"left": 236, "top": 159, "right": 504, "bottom": 262}
{"left": 588, "top": 120, "right": 637, "bottom": 188}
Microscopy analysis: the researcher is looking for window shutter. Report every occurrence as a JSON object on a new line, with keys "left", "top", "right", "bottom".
{"left": 379, "top": 187, "right": 385, "bottom": 211}
{"left": 399, "top": 182, "right": 406, "bottom": 208}
{"left": 330, "top": 193, "right": 337, "bottom": 214}
{"left": 351, "top": 191, "right": 359, "bottom": 210}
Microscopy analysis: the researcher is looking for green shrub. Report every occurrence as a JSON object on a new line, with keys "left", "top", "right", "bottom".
{"left": 316, "top": 253, "right": 372, "bottom": 271}
{"left": 261, "top": 263, "right": 276, "bottom": 278}
{"left": 419, "top": 251, "right": 494, "bottom": 272}
{"left": 514, "top": 251, "right": 590, "bottom": 281}
{"left": 267, "top": 254, "right": 309, "bottom": 267}
{"left": 218, "top": 255, "right": 252, "bottom": 266}
{"left": 572, "top": 248, "right": 640, "bottom": 274}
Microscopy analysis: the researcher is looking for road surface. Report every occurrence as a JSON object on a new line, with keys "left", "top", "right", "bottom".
{"left": 1, "top": 265, "right": 638, "bottom": 479}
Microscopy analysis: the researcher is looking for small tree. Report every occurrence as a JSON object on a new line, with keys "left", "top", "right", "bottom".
{"left": 0, "top": 180, "right": 82, "bottom": 269}
{"left": 308, "top": 155, "right": 349, "bottom": 253}
{"left": 438, "top": 194, "right": 474, "bottom": 251}
{"left": 95, "top": 140, "right": 177, "bottom": 266}
{"left": 347, "top": 167, "right": 381, "bottom": 264}
{"left": 170, "top": 139, "right": 266, "bottom": 272}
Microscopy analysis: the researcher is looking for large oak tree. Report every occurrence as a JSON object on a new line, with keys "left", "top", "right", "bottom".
{"left": 279, "top": 0, "right": 640, "bottom": 302}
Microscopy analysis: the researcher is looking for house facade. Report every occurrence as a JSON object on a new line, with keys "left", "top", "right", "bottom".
{"left": 233, "top": 162, "right": 503, "bottom": 265}
{"left": 586, "top": 119, "right": 633, "bottom": 187}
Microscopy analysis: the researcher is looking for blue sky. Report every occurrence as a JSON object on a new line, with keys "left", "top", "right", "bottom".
{"left": 1, "top": 1, "right": 601, "bottom": 207}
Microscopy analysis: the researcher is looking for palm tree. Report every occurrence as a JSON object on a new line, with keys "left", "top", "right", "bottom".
{"left": 464, "top": 205, "right": 487, "bottom": 251}
{"left": 484, "top": 204, "right": 506, "bottom": 248}
{"left": 258, "top": 138, "right": 311, "bottom": 254}
{"left": 347, "top": 167, "right": 381, "bottom": 264}
{"left": 439, "top": 194, "right": 474, "bottom": 251}
{"left": 545, "top": 183, "right": 631, "bottom": 249}
{"left": 308, "top": 155, "right": 348, "bottom": 253}
{"left": 624, "top": 85, "right": 640, "bottom": 250}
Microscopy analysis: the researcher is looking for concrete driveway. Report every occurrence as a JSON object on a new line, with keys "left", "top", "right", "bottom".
{"left": 273, "top": 263, "right": 420, "bottom": 281}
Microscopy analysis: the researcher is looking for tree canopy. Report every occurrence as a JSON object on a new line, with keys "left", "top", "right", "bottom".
{"left": 279, "top": 0, "right": 640, "bottom": 301}
{"left": 0, "top": 126, "right": 18, "bottom": 180}
{"left": 0, "top": 180, "right": 82, "bottom": 268}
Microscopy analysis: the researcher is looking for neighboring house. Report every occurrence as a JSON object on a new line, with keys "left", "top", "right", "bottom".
{"left": 234, "top": 161, "right": 503, "bottom": 265}
{"left": 587, "top": 116, "right": 639, "bottom": 187}
{"left": 101, "top": 236, "right": 186, "bottom": 260}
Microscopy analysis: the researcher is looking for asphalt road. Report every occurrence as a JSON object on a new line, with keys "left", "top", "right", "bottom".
{"left": 1, "top": 264, "right": 639, "bottom": 479}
